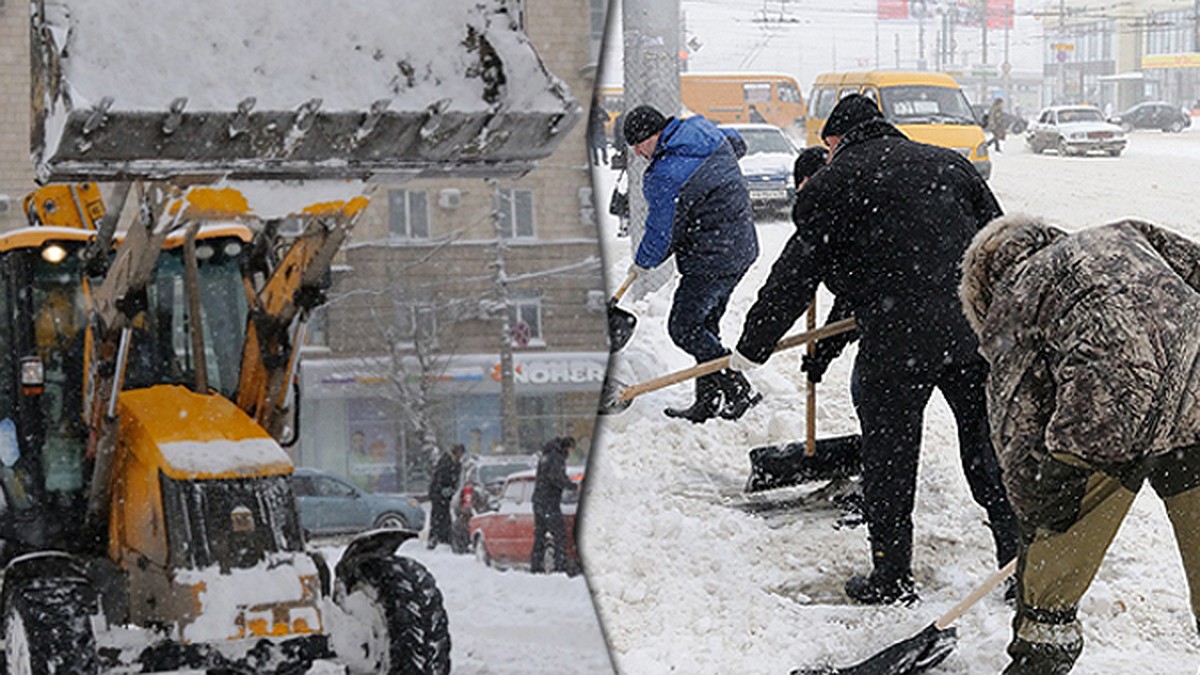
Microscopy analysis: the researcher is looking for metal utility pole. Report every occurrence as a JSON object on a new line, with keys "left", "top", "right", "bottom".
{"left": 623, "top": 0, "right": 680, "bottom": 300}
{"left": 1059, "top": 0, "right": 1067, "bottom": 103}
{"left": 981, "top": 0, "right": 990, "bottom": 102}
{"left": 488, "top": 179, "right": 520, "bottom": 454}
{"left": 919, "top": 16, "right": 927, "bottom": 70}
{"left": 895, "top": 33, "right": 901, "bottom": 69}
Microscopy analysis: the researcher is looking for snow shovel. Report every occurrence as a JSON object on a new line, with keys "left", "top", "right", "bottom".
{"left": 791, "top": 558, "right": 1017, "bottom": 675}
{"left": 745, "top": 302, "right": 862, "bottom": 492}
{"left": 607, "top": 270, "right": 639, "bottom": 352}
{"left": 597, "top": 317, "right": 857, "bottom": 415}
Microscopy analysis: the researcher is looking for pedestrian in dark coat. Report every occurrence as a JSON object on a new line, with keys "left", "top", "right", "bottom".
{"left": 961, "top": 214, "right": 1200, "bottom": 674}
{"left": 531, "top": 436, "right": 579, "bottom": 573}
{"left": 588, "top": 99, "right": 610, "bottom": 166}
{"left": 623, "top": 104, "right": 761, "bottom": 424}
{"left": 427, "top": 444, "right": 465, "bottom": 549}
{"left": 729, "top": 94, "right": 1018, "bottom": 605}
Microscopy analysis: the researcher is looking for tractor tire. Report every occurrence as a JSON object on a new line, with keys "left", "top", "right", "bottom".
{"left": 3, "top": 576, "right": 100, "bottom": 675}
{"left": 334, "top": 556, "right": 450, "bottom": 675}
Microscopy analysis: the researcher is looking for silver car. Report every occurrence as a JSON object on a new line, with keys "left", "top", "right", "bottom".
{"left": 291, "top": 467, "right": 425, "bottom": 536}
{"left": 1026, "top": 105, "right": 1127, "bottom": 157}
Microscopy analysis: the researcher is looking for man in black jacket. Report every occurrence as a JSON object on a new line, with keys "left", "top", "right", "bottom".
{"left": 531, "top": 436, "right": 579, "bottom": 573}
{"left": 730, "top": 94, "right": 1018, "bottom": 604}
{"left": 427, "top": 444, "right": 465, "bottom": 549}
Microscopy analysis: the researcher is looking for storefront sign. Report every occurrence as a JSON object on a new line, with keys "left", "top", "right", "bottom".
{"left": 1142, "top": 53, "right": 1200, "bottom": 69}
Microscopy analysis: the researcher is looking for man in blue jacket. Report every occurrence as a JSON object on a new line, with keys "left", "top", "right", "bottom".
{"left": 623, "top": 105, "right": 761, "bottom": 423}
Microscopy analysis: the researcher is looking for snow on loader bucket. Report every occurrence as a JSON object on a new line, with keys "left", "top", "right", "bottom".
{"left": 31, "top": 0, "right": 580, "bottom": 182}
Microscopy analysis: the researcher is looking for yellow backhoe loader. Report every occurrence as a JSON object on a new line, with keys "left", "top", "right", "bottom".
{"left": 0, "top": 0, "right": 581, "bottom": 672}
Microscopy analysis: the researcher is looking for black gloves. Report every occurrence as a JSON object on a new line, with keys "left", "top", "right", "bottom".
{"left": 800, "top": 336, "right": 847, "bottom": 383}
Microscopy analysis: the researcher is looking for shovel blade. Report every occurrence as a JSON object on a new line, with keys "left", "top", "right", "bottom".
{"left": 607, "top": 299, "right": 637, "bottom": 352}
{"left": 792, "top": 624, "right": 957, "bottom": 675}
{"left": 746, "top": 435, "right": 862, "bottom": 493}
{"left": 597, "top": 376, "right": 632, "bottom": 415}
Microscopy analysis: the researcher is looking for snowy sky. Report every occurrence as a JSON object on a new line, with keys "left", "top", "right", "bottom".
{"left": 602, "top": 0, "right": 1050, "bottom": 91}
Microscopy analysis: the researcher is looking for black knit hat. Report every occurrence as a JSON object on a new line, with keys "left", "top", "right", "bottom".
{"left": 793, "top": 146, "right": 828, "bottom": 185}
{"left": 821, "top": 94, "right": 883, "bottom": 140}
{"left": 624, "top": 105, "right": 670, "bottom": 145}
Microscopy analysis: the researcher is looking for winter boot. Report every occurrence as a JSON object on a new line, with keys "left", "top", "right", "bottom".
{"left": 715, "top": 369, "right": 762, "bottom": 421}
{"left": 844, "top": 571, "right": 918, "bottom": 605}
{"left": 664, "top": 373, "right": 723, "bottom": 424}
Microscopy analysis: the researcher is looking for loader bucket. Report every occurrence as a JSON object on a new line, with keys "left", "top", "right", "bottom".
{"left": 31, "top": 0, "right": 580, "bottom": 182}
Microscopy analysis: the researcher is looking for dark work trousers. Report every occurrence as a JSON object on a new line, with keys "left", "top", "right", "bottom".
{"left": 428, "top": 497, "right": 453, "bottom": 547}
{"left": 668, "top": 272, "right": 744, "bottom": 363}
{"left": 852, "top": 357, "right": 1019, "bottom": 580}
{"left": 530, "top": 504, "right": 568, "bottom": 573}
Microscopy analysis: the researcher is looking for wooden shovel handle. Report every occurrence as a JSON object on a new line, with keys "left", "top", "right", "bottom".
{"left": 806, "top": 301, "right": 817, "bottom": 457}
{"left": 612, "top": 270, "right": 638, "bottom": 303}
{"left": 934, "top": 558, "right": 1017, "bottom": 630}
{"left": 616, "top": 317, "right": 857, "bottom": 403}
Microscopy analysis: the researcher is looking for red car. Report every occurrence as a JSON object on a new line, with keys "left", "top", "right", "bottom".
{"left": 468, "top": 467, "right": 584, "bottom": 573}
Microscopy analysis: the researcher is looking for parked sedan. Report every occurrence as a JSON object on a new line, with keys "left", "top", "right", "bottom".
{"left": 1026, "top": 105, "right": 1127, "bottom": 157}
{"left": 468, "top": 467, "right": 584, "bottom": 573}
{"left": 1109, "top": 101, "right": 1190, "bottom": 133}
{"left": 721, "top": 123, "right": 799, "bottom": 217}
{"left": 291, "top": 467, "right": 425, "bottom": 537}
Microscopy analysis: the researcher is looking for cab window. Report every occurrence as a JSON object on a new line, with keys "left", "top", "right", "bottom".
{"left": 813, "top": 88, "right": 837, "bottom": 118}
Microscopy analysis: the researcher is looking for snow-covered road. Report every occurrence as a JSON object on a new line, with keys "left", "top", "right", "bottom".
{"left": 581, "top": 128, "right": 1200, "bottom": 674}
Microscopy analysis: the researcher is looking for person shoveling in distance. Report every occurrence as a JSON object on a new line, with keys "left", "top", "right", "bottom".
{"left": 622, "top": 104, "right": 761, "bottom": 424}
{"left": 961, "top": 214, "right": 1200, "bottom": 673}
{"left": 729, "top": 94, "right": 1018, "bottom": 606}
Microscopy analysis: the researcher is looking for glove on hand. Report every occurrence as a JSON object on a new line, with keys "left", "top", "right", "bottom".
{"left": 727, "top": 348, "right": 763, "bottom": 372}
{"left": 800, "top": 353, "right": 831, "bottom": 383}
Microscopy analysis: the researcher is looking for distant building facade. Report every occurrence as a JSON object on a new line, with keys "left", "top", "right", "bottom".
{"left": 1044, "top": 0, "right": 1200, "bottom": 111}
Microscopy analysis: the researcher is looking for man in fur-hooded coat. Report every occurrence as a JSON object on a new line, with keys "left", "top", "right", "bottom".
{"left": 960, "top": 213, "right": 1200, "bottom": 674}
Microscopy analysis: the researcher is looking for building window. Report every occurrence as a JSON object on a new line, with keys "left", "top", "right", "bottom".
{"left": 400, "top": 304, "right": 438, "bottom": 346}
{"left": 509, "top": 297, "right": 542, "bottom": 347}
{"left": 496, "top": 189, "right": 535, "bottom": 239}
{"left": 388, "top": 189, "right": 430, "bottom": 239}
{"left": 588, "top": 0, "right": 606, "bottom": 41}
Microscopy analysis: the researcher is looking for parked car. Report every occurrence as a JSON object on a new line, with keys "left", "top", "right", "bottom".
{"left": 459, "top": 454, "right": 539, "bottom": 507}
{"left": 721, "top": 123, "right": 799, "bottom": 217}
{"left": 1026, "top": 105, "right": 1127, "bottom": 157}
{"left": 468, "top": 467, "right": 584, "bottom": 573}
{"left": 1108, "top": 101, "right": 1190, "bottom": 133}
{"left": 291, "top": 467, "right": 425, "bottom": 537}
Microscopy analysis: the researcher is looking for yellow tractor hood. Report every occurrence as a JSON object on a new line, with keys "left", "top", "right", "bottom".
{"left": 31, "top": 0, "right": 580, "bottom": 182}
{"left": 118, "top": 386, "right": 293, "bottom": 481}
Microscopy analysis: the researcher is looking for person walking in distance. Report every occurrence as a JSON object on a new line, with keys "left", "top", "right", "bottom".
{"left": 729, "top": 94, "right": 1019, "bottom": 604}
{"left": 623, "top": 104, "right": 762, "bottom": 424}
{"left": 531, "top": 436, "right": 579, "bottom": 573}
{"left": 427, "top": 444, "right": 465, "bottom": 549}
{"left": 961, "top": 214, "right": 1200, "bottom": 673}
